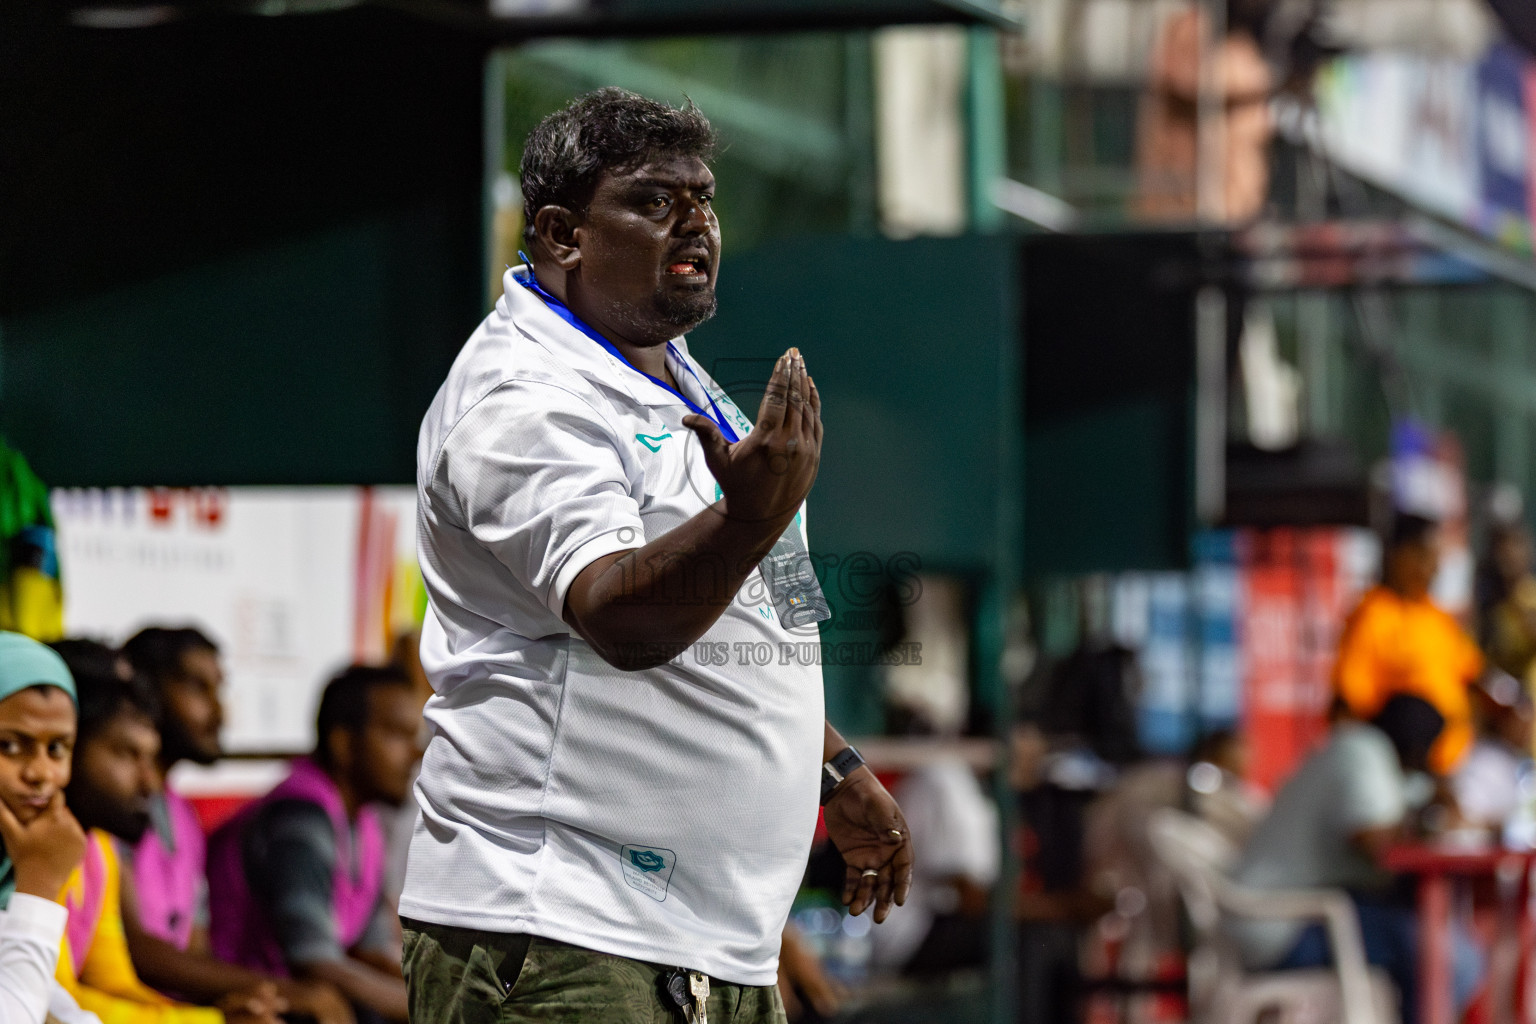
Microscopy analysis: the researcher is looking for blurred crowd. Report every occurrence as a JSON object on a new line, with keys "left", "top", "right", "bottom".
{"left": 7, "top": 515, "right": 1536, "bottom": 1024}
{"left": 986, "top": 510, "right": 1536, "bottom": 1024}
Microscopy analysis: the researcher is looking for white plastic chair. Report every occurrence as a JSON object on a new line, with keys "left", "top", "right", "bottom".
{"left": 1147, "top": 808, "right": 1397, "bottom": 1024}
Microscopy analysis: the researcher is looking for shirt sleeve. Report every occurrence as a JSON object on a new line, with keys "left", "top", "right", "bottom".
{"left": 1333, "top": 729, "right": 1407, "bottom": 835}
{"left": 436, "top": 380, "right": 646, "bottom": 619}
{"left": 244, "top": 801, "right": 345, "bottom": 968}
{"left": 0, "top": 893, "right": 69, "bottom": 1024}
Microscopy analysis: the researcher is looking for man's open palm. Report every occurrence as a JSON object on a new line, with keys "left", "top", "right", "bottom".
{"left": 683, "top": 347, "right": 821, "bottom": 525}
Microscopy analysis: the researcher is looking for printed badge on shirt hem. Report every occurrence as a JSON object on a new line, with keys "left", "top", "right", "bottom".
{"left": 620, "top": 844, "right": 677, "bottom": 902}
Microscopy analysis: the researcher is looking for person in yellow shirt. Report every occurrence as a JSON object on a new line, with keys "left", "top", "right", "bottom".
{"left": 46, "top": 643, "right": 281, "bottom": 1024}
{"left": 1334, "top": 514, "right": 1485, "bottom": 775}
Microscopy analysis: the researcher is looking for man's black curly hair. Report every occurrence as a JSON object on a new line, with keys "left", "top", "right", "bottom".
{"left": 520, "top": 87, "right": 716, "bottom": 246}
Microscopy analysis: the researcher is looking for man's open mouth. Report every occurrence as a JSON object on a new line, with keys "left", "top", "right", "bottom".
{"left": 665, "top": 255, "right": 709, "bottom": 277}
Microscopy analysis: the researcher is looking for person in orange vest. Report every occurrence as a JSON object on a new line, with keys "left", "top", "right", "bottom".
{"left": 1334, "top": 514, "right": 1486, "bottom": 775}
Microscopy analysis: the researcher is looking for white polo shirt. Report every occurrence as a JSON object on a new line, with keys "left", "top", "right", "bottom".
{"left": 400, "top": 266, "right": 825, "bottom": 985}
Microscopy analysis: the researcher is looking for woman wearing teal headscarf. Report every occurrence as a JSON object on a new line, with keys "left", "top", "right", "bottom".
{"left": 0, "top": 630, "right": 96, "bottom": 1024}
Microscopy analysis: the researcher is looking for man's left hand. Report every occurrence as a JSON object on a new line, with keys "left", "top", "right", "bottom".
{"left": 823, "top": 770, "right": 912, "bottom": 923}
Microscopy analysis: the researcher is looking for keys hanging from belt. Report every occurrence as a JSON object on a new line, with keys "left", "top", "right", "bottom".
{"left": 664, "top": 969, "right": 709, "bottom": 1024}
{"left": 690, "top": 971, "right": 710, "bottom": 1024}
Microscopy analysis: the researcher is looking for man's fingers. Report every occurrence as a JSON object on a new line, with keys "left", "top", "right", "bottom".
{"left": 682, "top": 414, "right": 730, "bottom": 477}
{"left": 781, "top": 350, "right": 805, "bottom": 437}
{"left": 892, "top": 843, "right": 914, "bottom": 907}
{"left": 872, "top": 870, "right": 896, "bottom": 924}
{"left": 846, "top": 865, "right": 879, "bottom": 917}
{"left": 0, "top": 793, "right": 24, "bottom": 846}
{"left": 755, "top": 353, "right": 792, "bottom": 431}
{"left": 807, "top": 375, "right": 822, "bottom": 445}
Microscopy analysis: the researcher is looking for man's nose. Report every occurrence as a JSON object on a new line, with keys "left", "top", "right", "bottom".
{"left": 140, "top": 759, "right": 163, "bottom": 796}
{"left": 676, "top": 197, "right": 709, "bottom": 235}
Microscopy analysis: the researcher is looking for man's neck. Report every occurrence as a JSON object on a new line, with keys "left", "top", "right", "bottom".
{"left": 530, "top": 264, "right": 677, "bottom": 387}
{"left": 1386, "top": 582, "right": 1429, "bottom": 602}
{"left": 327, "top": 767, "right": 363, "bottom": 820}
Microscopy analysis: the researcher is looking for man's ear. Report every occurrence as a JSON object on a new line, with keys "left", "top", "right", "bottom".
{"left": 533, "top": 206, "right": 582, "bottom": 271}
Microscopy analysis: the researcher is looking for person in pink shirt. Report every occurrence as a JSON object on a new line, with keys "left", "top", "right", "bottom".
{"left": 116, "top": 630, "right": 351, "bottom": 1024}
{"left": 207, "top": 666, "right": 423, "bottom": 1023}
{"left": 121, "top": 629, "right": 219, "bottom": 952}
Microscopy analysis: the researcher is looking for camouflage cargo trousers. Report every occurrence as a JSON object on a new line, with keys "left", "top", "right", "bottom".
{"left": 400, "top": 918, "right": 788, "bottom": 1024}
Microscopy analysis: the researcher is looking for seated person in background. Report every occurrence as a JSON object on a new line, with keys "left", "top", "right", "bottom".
{"left": 868, "top": 752, "right": 998, "bottom": 978}
{"left": 208, "top": 667, "right": 423, "bottom": 1023}
{"left": 1084, "top": 729, "right": 1267, "bottom": 987}
{"left": 1335, "top": 513, "right": 1485, "bottom": 775}
{"left": 0, "top": 632, "right": 95, "bottom": 1024}
{"left": 1182, "top": 730, "right": 1267, "bottom": 848}
{"left": 117, "top": 629, "right": 352, "bottom": 1024}
{"left": 1453, "top": 672, "right": 1534, "bottom": 837}
{"left": 1230, "top": 694, "right": 1482, "bottom": 1024}
{"left": 47, "top": 641, "right": 280, "bottom": 1024}
{"left": 119, "top": 628, "right": 218, "bottom": 952}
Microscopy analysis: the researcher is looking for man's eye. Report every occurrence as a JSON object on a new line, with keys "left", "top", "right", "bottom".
{"left": 0, "top": 741, "right": 17, "bottom": 756}
{"left": 648, "top": 196, "right": 670, "bottom": 210}
{"left": 47, "top": 742, "right": 70, "bottom": 759}
{"left": 699, "top": 194, "right": 713, "bottom": 206}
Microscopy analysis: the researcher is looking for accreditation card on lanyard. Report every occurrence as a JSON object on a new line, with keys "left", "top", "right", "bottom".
{"left": 515, "top": 267, "right": 830, "bottom": 630}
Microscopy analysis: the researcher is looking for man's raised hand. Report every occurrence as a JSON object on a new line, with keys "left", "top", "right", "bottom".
{"left": 682, "top": 347, "right": 822, "bottom": 525}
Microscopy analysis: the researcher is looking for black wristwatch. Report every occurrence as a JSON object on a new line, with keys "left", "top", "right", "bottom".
{"left": 820, "top": 745, "right": 866, "bottom": 806}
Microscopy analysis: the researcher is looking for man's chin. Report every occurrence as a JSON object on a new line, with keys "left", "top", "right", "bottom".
{"left": 655, "top": 291, "right": 718, "bottom": 337}
{"left": 105, "top": 812, "right": 152, "bottom": 845}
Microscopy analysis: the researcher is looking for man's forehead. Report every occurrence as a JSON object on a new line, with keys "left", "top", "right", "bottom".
{"left": 98, "top": 710, "right": 160, "bottom": 752}
{"left": 601, "top": 156, "right": 714, "bottom": 190}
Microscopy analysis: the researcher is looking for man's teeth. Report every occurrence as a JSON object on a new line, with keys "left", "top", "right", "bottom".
{"left": 668, "top": 261, "right": 701, "bottom": 274}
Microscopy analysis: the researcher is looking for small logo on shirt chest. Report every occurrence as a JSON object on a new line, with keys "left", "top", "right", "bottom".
{"left": 635, "top": 432, "right": 673, "bottom": 452}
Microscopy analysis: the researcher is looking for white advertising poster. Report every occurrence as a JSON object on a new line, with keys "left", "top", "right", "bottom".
{"left": 53, "top": 486, "right": 421, "bottom": 753}
{"left": 1317, "top": 52, "right": 1480, "bottom": 225}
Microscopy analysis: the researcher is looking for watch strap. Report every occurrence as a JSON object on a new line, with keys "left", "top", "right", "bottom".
{"left": 820, "top": 745, "right": 866, "bottom": 805}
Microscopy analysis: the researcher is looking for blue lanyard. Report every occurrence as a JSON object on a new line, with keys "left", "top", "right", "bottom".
{"left": 514, "top": 266, "right": 740, "bottom": 444}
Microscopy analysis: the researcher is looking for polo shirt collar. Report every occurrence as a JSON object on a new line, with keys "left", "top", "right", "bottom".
{"left": 500, "top": 265, "right": 698, "bottom": 411}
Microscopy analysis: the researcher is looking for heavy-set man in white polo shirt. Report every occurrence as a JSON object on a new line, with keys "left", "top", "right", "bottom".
{"left": 399, "top": 88, "right": 914, "bottom": 1024}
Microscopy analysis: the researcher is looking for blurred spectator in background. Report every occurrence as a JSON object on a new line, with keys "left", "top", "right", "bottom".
{"left": 1010, "top": 720, "right": 1113, "bottom": 1024}
{"left": 1335, "top": 514, "right": 1485, "bottom": 775}
{"left": 119, "top": 629, "right": 353, "bottom": 1024}
{"left": 1084, "top": 730, "right": 1267, "bottom": 993}
{"left": 1452, "top": 672, "right": 1534, "bottom": 838}
{"left": 120, "top": 628, "right": 219, "bottom": 953}
{"left": 870, "top": 600, "right": 1000, "bottom": 981}
{"left": 1182, "top": 730, "right": 1266, "bottom": 847}
{"left": 208, "top": 666, "right": 422, "bottom": 1023}
{"left": 1230, "top": 694, "right": 1481, "bottom": 1024}
{"left": 50, "top": 641, "right": 281, "bottom": 1024}
{"left": 1135, "top": 0, "right": 1274, "bottom": 223}
{"left": 380, "top": 631, "right": 430, "bottom": 916}
{"left": 1482, "top": 523, "right": 1536, "bottom": 700}
{"left": 0, "top": 632, "right": 94, "bottom": 1024}
{"left": 868, "top": 748, "right": 998, "bottom": 979}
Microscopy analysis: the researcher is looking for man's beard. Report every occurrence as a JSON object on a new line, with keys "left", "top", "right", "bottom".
{"left": 651, "top": 287, "right": 718, "bottom": 337}
{"left": 162, "top": 719, "right": 220, "bottom": 766}
{"left": 67, "top": 785, "right": 151, "bottom": 844}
